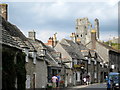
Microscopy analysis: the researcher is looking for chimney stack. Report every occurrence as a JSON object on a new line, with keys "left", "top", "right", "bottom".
{"left": 70, "top": 33, "right": 76, "bottom": 42}
{"left": 45, "top": 33, "right": 58, "bottom": 47}
{"left": 45, "top": 37, "right": 54, "bottom": 47}
{"left": 91, "top": 29, "right": 97, "bottom": 49}
{"left": 28, "top": 30, "right": 36, "bottom": 40}
{"left": 0, "top": 4, "right": 8, "bottom": 21}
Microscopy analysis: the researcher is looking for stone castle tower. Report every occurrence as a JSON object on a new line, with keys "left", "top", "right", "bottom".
{"left": 0, "top": 4, "right": 8, "bottom": 20}
{"left": 72, "top": 17, "right": 99, "bottom": 45}
{"left": 94, "top": 18, "right": 99, "bottom": 39}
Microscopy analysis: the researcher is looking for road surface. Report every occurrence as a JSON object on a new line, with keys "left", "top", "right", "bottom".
{"left": 67, "top": 83, "right": 107, "bottom": 90}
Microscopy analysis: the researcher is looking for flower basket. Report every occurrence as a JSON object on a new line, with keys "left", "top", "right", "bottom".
{"left": 60, "top": 80, "right": 64, "bottom": 84}
{"left": 60, "top": 80, "right": 65, "bottom": 87}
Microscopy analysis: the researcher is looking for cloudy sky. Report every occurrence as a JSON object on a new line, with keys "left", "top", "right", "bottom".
{"left": 1, "top": 0, "right": 119, "bottom": 42}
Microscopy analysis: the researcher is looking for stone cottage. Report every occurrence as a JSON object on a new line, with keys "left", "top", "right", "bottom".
{"left": 26, "top": 31, "right": 62, "bottom": 88}
{"left": 1, "top": 15, "right": 26, "bottom": 90}
{"left": 55, "top": 38, "right": 107, "bottom": 86}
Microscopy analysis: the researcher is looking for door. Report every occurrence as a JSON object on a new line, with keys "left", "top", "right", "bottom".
{"left": 33, "top": 74, "right": 36, "bottom": 90}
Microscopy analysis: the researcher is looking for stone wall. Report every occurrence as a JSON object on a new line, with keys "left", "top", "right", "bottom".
{"left": 25, "top": 57, "right": 35, "bottom": 89}
{"left": 36, "top": 60, "right": 48, "bottom": 88}
{"left": 96, "top": 42, "right": 109, "bottom": 63}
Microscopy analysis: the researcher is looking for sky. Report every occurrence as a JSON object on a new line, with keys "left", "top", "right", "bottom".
{"left": 1, "top": 0, "right": 119, "bottom": 42}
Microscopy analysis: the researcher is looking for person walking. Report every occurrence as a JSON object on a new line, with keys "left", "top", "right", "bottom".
{"left": 86, "top": 75, "right": 90, "bottom": 85}
{"left": 83, "top": 77, "right": 86, "bottom": 85}
{"left": 56, "top": 74, "right": 60, "bottom": 88}
{"left": 52, "top": 75, "right": 58, "bottom": 88}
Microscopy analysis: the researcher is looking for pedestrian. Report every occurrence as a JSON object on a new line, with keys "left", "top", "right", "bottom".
{"left": 83, "top": 77, "right": 86, "bottom": 85}
{"left": 86, "top": 75, "right": 90, "bottom": 85}
{"left": 51, "top": 75, "right": 58, "bottom": 88}
{"left": 56, "top": 74, "right": 60, "bottom": 88}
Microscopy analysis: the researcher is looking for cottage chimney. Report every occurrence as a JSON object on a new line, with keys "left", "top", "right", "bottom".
{"left": 91, "top": 29, "right": 97, "bottom": 49}
{"left": 0, "top": 4, "right": 8, "bottom": 21}
{"left": 53, "top": 33, "right": 58, "bottom": 47}
{"left": 70, "top": 33, "right": 76, "bottom": 42}
{"left": 46, "top": 37, "right": 54, "bottom": 47}
{"left": 28, "top": 30, "right": 36, "bottom": 40}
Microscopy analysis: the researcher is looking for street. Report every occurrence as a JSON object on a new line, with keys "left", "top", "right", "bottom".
{"left": 84, "top": 83, "right": 107, "bottom": 88}
{"left": 69, "top": 83, "right": 107, "bottom": 90}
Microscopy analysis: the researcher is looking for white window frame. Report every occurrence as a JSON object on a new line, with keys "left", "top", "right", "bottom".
{"left": 26, "top": 75, "right": 30, "bottom": 89}
{"left": 94, "top": 60, "right": 97, "bottom": 65}
{"left": 94, "top": 72, "right": 97, "bottom": 79}
{"left": 77, "top": 72, "right": 80, "bottom": 82}
{"left": 33, "top": 52, "right": 36, "bottom": 64}
{"left": 23, "top": 48, "right": 29, "bottom": 62}
{"left": 74, "top": 59, "right": 77, "bottom": 65}
{"left": 88, "top": 58, "right": 91, "bottom": 64}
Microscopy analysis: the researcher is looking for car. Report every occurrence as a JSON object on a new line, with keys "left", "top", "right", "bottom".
{"left": 106, "top": 72, "right": 120, "bottom": 90}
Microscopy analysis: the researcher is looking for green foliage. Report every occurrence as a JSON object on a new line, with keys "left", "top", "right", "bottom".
{"left": 103, "top": 41, "right": 120, "bottom": 50}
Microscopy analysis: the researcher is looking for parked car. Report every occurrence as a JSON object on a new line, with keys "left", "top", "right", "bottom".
{"left": 106, "top": 72, "right": 120, "bottom": 90}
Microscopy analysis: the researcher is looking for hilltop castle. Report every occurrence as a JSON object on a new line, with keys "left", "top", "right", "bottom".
{"left": 70, "top": 17, "right": 99, "bottom": 45}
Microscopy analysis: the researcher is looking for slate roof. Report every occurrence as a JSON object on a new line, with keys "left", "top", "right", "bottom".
{"left": 1, "top": 16, "right": 27, "bottom": 49}
{"left": 59, "top": 39, "right": 104, "bottom": 63}
{"left": 1, "top": 16, "right": 27, "bottom": 41}
{"left": 76, "top": 42, "right": 90, "bottom": 57}
{"left": 1, "top": 15, "right": 60, "bottom": 67}
{"left": 60, "top": 39, "right": 85, "bottom": 60}
{"left": 27, "top": 38, "right": 60, "bottom": 67}
{"left": 96, "top": 41, "right": 120, "bottom": 53}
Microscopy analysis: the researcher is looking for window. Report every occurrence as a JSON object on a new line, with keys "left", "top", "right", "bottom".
{"left": 88, "top": 58, "right": 91, "bottom": 64}
{"left": 94, "top": 60, "right": 97, "bottom": 65}
{"left": 73, "top": 59, "right": 77, "bottom": 65}
{"left": 77, "top": 72, "right": 80, "bottom": 82}
{"left": 76, "top": 73, "right": 77, "bottom": 80}
{"left": 23, "top": 48, "right": 29, "bottom": 62}
{"left": 85, "top": 57, "right": 88, "bottom": 59}
{"left": 32, "top": 52, "right": 36, "bottom": 64}
{"left": 81, "top": 35, "right": 82, "bottom": 37}
{"left": 94, "top": 72, "right": 97, "bottom": 79}
{"left": 26, "top": 75, "right": 30, "bottom": 89}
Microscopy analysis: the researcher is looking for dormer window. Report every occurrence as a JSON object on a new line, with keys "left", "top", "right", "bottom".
{"left": 88, "top": 58, "right": 91, "bottom": 64}
{"left": 40, "top": 48, "right": 46, "bottom": 57}
{"left": 73, "top": 59, "right": 77, "bottom": 65}
{"left": 31, "top": 52, "right": 36, "bottom": 64}
{"left": 94, "top": 60, "right": 97, "bottom": 65}
{"left": 23, "top": 48, "right": 29, "bottom": 62}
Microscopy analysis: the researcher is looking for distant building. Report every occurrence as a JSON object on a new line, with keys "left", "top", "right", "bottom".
{"left": 75, "top": 17, "right": 99, "bottom": 44}
{"left": 72, "top": 17, "right": 120, "bottom": 72}
{"left": 55, "top": 38, "right": 107, "bottom": 86}
{"left": 110, "top": 36, "right": 120, "bottom": 43}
